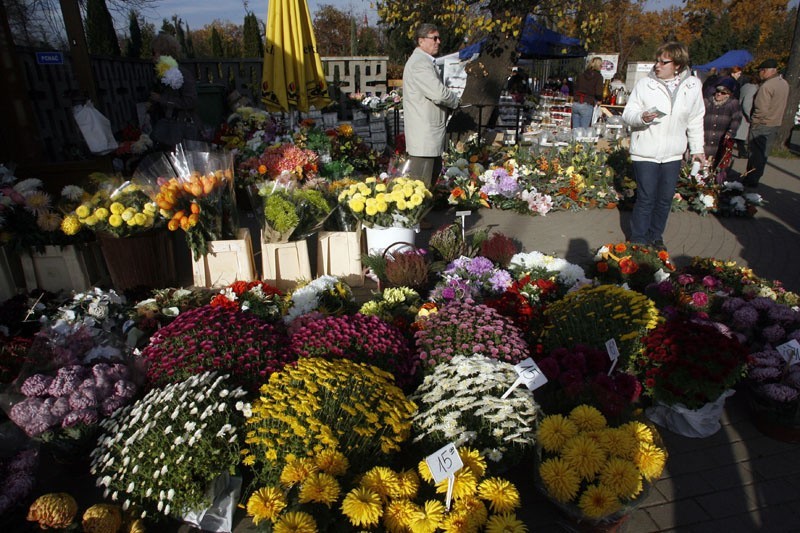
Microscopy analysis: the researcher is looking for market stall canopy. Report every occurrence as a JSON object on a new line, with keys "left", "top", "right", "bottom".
{"left": 262, "top": 0, "right": 331, "bottom": 112}
{"left": 458, "top": 16, "right": 585, "bottom": 61}
{"left": 693, "top": 50, "right": 753, "bottom": 71}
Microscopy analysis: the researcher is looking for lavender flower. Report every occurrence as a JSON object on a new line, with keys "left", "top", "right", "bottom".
{"left": 69, "top": 380, "right": 99, "bottom": 410}
{"left": 760, "top": 383, "right": 800, "bottom": 403}
{"left": 20, "top": 374, "right": 54, "bottom": 397}
{"left": 465, "top": 256, "right": 494, "bottom": 276}
{"left": 9, "top": 399, "right": 50, "bottom": 437}
{"left": 749, "top": 350, "right": 784, "bottom": 368}
{"left": 488, "top": 270, "right": 512, "bottom": 292}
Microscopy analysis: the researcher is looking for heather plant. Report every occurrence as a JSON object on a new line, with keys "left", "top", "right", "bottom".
{"left": 384, "top": 249, "right": 430, "bottom": 291}
{"left": 414, "top": 299, "right": 529, "bottom": 373}
{"left": 479, "top": 232, "right": 519, "bottom": 268}
{"left": 427, "top": 223, "right": 467, "bottom": 264}
{"left": 141, "top": 304, "right": 294, "bottom": 393}
{"left": 288, "top": 313, "right": 419, "bottom": 388}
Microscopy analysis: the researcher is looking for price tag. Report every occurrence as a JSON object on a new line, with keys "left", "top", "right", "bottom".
{"left": 425, "top": 443, "right": 463, "bottom": 484}
{"left": 501, "top": 358, "right": 548, "bottom": 398}
{"left": 455, "top": 211, "right": 471, "bottom": 240}
{"left": 455, "top": 210, "right": 472, "bottom": 217}
{"left": 606, "top": 338, "right": 620, "bottom": 375}
{"left": 776, "top": 339, "right": 800, "bottom": 366}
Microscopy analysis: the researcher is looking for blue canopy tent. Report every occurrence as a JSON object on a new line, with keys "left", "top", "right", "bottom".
{"left": 694, "top": 50, "right": 753, "bottom": 71}
{"left": 458, "top": 15, "right": 585, "bottom": 60}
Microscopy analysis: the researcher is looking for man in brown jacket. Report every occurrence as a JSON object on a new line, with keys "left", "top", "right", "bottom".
{"left": 744, "top": 59, "right": 790, "bottom": 187}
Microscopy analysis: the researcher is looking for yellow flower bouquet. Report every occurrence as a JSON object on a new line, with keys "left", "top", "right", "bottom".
{"left": 536, "top": 405, "right": 667, "bottom": 524}
{"left": 337, "top": 176, "right": 433, "bottom": 229}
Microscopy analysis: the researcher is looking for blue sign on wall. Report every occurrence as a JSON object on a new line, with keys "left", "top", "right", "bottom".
{"left": 36, "top": 52, "right": 64, "bottom": 65}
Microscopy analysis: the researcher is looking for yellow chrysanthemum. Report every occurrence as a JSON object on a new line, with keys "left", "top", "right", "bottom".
{"left": 365, "top": 204, "right": 378, "bottom": 216}
{"left": 599, "top": 428, "right": 638, "bottom": 459}
{"left": 538, "top": 414, "right": 579, "bottom": 453}
{"left": 395, "top": 198, "right": 407, "bottom": 210}
{"left": 108, "top": 214, "right": 123, "bottom": 227}
{"left": 599, "top": 458, "right": 642, "bottom": 498}
{"left": 37, "top": 212, "right": 62, "bottom": 232}
{"left": 417, "top": 459, "right": 434, "bottom": 483}
{"left": 133, "top": 212, "right": 148, "bottom": 226}
{"left": 75, "top": 204, "right": 91, "bottom": 218}
{"left": 562, "top": 434, "right": 607, "bottom": 480}
{"left": 477, "top": 477, "right": 520, "bottom": 513}
{"left": 376, "top": 201, "right": 388, "bottom": 213}
{"left": 246, "top": 486, "right": 287, "bottom": 525}
{"left": 435, "top": 468, "right": 478, "bottom": 501}
{"left": 408, "top": 500, "right": 445, "bottom": 533}
{"left": 348, "top": 198, "right": 365, "bottom": 213}
{"left": 109, "top": 202, "right": 125, "bottom": 215}
{"left": 314, "top": 449, "right": 349, "bottom": 476}
{"left": 121, "top": 208, "right": 135, "bottom": 222}
{"left": 452, "top": 496, "right": 488, "bottom": 529}
{"left": 623, "top": 421, "right": 655, "bottom": 444}
{"left": 341, "top": 487, "right": 382, "bottom": 528}
{"left": 439, "top": 510, "right": 472, "bottom": 533}
{"left": 383, "top": 499, "right": 416, "bottom": 533}
{"left": 634, "top": 442, "right": 667, "bottom": 481}
{"left": 459, "top": 447, "right": 487, "bottom": 479}
{"left": 93, "top": 207, "right": 109, "bottom": 220}
{"left": 273, "top": 511, "right": 318, "bottom": 533}
{"left": 375, "top": 183, "right": 387, "bottom": 192}
{"left": 360, "top": 466, "right": 400, "bottom": 501}
{"left": 280, "top": 458, "right": 318, "bottom": 487}
{"left": 484, "top": 512, "right": 528, "bottom": 533}
{"left": 569, "top": 405, "right": 607, "bottom": 432}
{"left": 390, "top": 469, "right": 420, "bottom": 499}
{"left": 24, "top": 191, "right": 52, "bottom": 216}
{"left": 60, "top": 214, "right": 82, "bottom": 235}
{"left": 298, "top": 472, "right": 340, "bottom": 507}
{"left": 83, "top": 215, "right": 98, "bottom": 226}
{"left": 578, "top": 484, "right": 621, "bottom": 519}
{"left": 539, "top": 457, "right": 581, "bottom": 503}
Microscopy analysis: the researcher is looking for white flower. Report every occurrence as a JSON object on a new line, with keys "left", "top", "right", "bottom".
{"left": 168, "top": 489, "right": 175, "bottom": 501}
{"left": 164, "top": 504, "right": 171, "bottom": 515}
{"left": 654, "top": 268, "right": 671, "bottom": 283}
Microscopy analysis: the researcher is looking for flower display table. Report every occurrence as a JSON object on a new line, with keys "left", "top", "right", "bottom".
{"left": 316, "top": 230, "right": 364, "bottom": 287}
{"left": 19, "top": 243, "right": 107, "bottom": 294}
{"left": 261, "top": 235, "right": 312, "bottom": 291}
{"left": 191, "top": 228, "right": 256, "bottom": 288}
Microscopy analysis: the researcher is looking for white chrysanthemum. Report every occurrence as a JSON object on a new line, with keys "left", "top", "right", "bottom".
{"left": 61, "top": 184, "right": 85, "bottom": 200}
{"left": 162, "top": 66, "right": 184, "bottom": 89}
{"left": 14, "top": 178, "right": 43, "bottom": 195}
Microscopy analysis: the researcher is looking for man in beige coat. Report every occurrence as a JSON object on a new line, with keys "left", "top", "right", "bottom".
{"left": 744, "top": 58, "right": 789, "bottom": 187}
{"left": 403, "top": 23, "right": 461, "bottom": 187}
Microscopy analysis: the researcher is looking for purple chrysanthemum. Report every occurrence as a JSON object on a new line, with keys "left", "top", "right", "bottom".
{"left": 762, "top": 324, "right": 787, "bottom": 344}
{"left": 760, "top": 383, "right": 800, "bottom": 403}
{"left": 721, "top": 297, "right": 747, "bottom": 314}
{"left": 20, "top": 374, "right": 54, "bottom": 397}
{"left": 732, "top": 305, "right": 758, "bottom": 330}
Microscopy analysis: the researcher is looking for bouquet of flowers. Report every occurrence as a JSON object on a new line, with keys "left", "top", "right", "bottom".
{"left": 50, "top": 287, "right": 130, "bottom": 342}
{"left": 240, "top": 142, "right": 319, "bottom": 183}
{"left": 91, "top": 372, "right": 246, "bottom": 520}
{"left": 716, "top": 180, "right": 764, "bottom": 217}
{"left": 672, "top": 163, "right": 718, "bottom": 215}
{"left": 283, "top": 276, "right": 356, "bottom": 324}
{"left": 428, "top": 256, "right": 513, "bottom": 304}
{"left": 646, "top": 269, "right": 732, "bottom": 319}
{"left": 253, "top": 180, "right": 332, "bottom": 243}
{"left": 359, "top": 286, "right": 424, "bottom": 332}
{"left": 633, "top": 319, "right": 747, "bottom": 409}
{"left": 140, "top": 304, "right": 293, "bottom": 393}
{"left": 289, "top": 313, "right": 419, "bottom": 387}
{"left": 134, "top": 145, "right": 237, "bottom": 260}
{"left": 414, "top": 299, "right": 529, "bottom": 374}
{"left": 337, "top": 176, "right": 433, "bottom": 229}
{"left": 209, "top": 280, "right": 285, "bottom": 322}
{"left": 155, "top": 55, "right": 183, "bottom": 90}
{"left": 591, "top": 242, "right": 675, "bottom": 293}
{"left": 534, "top": 344, "right": 642, "bottom": 420}
{"left": 327, "top": 124, "right": 381, "bottom": 174}
{"left": 411, "top": 354, "right": 542, "bottom": 466}
{"left": 508, "top": 250, "right": 591, "bottom": 294}
{"left": 542, "top": 285, "right": 661, "bottom": 372}
{"left": 745, "top": 349, "right": 800, "bottom": 428}
{"left": 127, "top": 287, "right": 215, "bottom": 347}
{"left": 537, "top": 407, "right": 667, "bottom": 522}
{"left": 60, "top": 178, "right": 161, "bottom": 238}
{"left": 688, "top": 257, "right": 799, "bottom": 307}
{"left": 441, "top": 156, "right": 489, "bottom": 208}
{"left": 241, "top": 357, "right": 416, "bottom": 485}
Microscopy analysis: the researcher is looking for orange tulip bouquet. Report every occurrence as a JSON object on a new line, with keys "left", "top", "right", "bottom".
{"left": 134, "top": 144, "right": 238, "bottom": 259}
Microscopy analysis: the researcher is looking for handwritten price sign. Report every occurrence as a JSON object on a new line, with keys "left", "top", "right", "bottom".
{"left": 425, "top": 443, "right": 463, "bottom": 484}
{"left": 501, "top": 358, "right": 548, "bottom": 399}
{"left": 777, "top": 339, "right": 800, "bottom": 366}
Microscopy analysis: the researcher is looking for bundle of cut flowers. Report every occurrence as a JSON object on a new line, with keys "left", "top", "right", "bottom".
{"left": 283, "top": 275, "right": 356, "bottom": 324}
{"left": 673, "top": 163, "right": 718, "bottom": 216}
{"left": 219, "top": 107, "right": 279, "bottom": 157}
{"left": 359, "top": 286, "right": 424, "bottom": 332}
{"left": 141, "top": 304, "right": 293, "bottom": 393}
{"left": 591, "top": 242, "right": 675, "bottom": 293}
{"left": 533, "top": 344, "right": 642, "bottom": 421}
{"left": 716, "top": 296, "right": 800, "bottom": 350}
{"left": 428, "top": 256, "right": 513, "bottom": 304}
{"left": 327, "top": 123, "right": 381, "bottom": 174}
{"left": 645, "top": 270, "right": 730, "bottom": 320}
{"left": 414, "top": 299, "right": 529, "bottom": 374}
{"left": 633, "top": 319, "right": 747, "bottom": 409}
{"left": 537, "top": 406, "right": 667, "bottom": 521}
{"left": 240, "top": 141, "right": 319, "bottom": 183}
{"left": 411, "top": 354, "right": 542, "bottom": 467}
{"left": 245, "top": 445, "right": 527, "bottom": 532}
{"left": 209, "top": 280, "right": 284, "bottom": 322}
{"left": 542, "top": 284, "right": 661, "bottom": 372}
{"left": 508, "top": 250, "right": 592, "bottom": 294}
{"left": 715, "top": 180, "right": 764, "bottom": 217}
{"left": 0, "top": 448, "right": 38, "bottom": 515}
{"left": 289, "top": 313, "right": 419, "bottom": 388}
{"left": 154, "top": 54, "right": 183, "bottom": 89}
{"left": 127, "top": 287, "right": 215, "bottom": 347}
{"left": 9, "top": 361, "right": 138, "bottom": 438}
{"left": 745, "top": 349, "right": 800, "bottom": 426}
{"left": 50, "top": 287, "right": 130, "bottom": 340}
{"left": 338, "top": 176, "right": 433, "bottom": 229}
{"left": 241, "top": 357, "right": 416, "bottom": 486}
{"left": 687, "top": 257, "right": 799, "bottom": 307}
{"left": 484, "top": 274, "right": 561, "bottom": 346}
{"left": 254, "top": 179, "right": 331, "bottom": 242}
{"left": 441, "top": 156, "right": 490, "bottom": 208}
{"left": 60, "top": 178, "right": 161, "bottom": 238}
{"left": 91, "top": 372, "right": 246, "bottom": 520}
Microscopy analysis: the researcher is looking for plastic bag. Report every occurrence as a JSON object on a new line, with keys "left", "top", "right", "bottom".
{"left": 645, "top": 389, "right": 735, "bottom": 438}
{"left": 591, "top": 104, "right": 602, "bottom": 126}
{"left": 73, "top": 101, "right": 118, "bottom": 155}
{"left": 182, "top": 472, "right": 242, "bottom": 532}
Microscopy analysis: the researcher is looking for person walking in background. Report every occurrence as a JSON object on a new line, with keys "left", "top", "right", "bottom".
{"left": 734, "top": 74, "right": 758, "bottom": 159}
{"left": 402, "top": 23, "right": 460, "bottom": 188}
{"left": 622, "top": 42, "right": 705, "bottom": 251}
{"left": 703, "top": 77, "right": 742, "bottom": 174}
{"left": 572, "top": 57, "right": 605, "bottom": 128}
{"left": 744, "top": 59, "right": 790, "bottom": 188}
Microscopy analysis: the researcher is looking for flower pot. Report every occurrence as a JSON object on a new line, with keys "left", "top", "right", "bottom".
{"left": 364, "top": 226, "right": 417, "bottom": 256}
{"left": 645, "top": 389, "right": 735, "bottom": 438}
{"left": 97, "top": 230, "right": 177, "bottom": 291}
{"left": 745, "top": 383, "right": 800, "bottom": 443}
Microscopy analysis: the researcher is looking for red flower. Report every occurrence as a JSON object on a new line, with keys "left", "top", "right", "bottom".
{"left": 596, "top": 261, "right": 609, "bottom": 273}
{"left": 618, "top": 257, "right": 639, "bottom": 275}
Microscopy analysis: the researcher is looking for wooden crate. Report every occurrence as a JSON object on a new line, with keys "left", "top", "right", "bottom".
{"left": 262, "top": 236, "right": 312, "bottom": 291}
{"left": 20, "top": 243, "right": 108, "bottom": 294}
{"left": 316, "top": 231, "right": 364, "bottom": 287}
{"left": 192, "top": 228, "right": 257, "bottom": 288}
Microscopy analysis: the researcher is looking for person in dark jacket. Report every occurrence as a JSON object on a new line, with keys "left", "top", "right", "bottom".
{"left": 703, "top": 76, "right": 742, "bottom": 172}
{"left": 572, "top": 57, "right": 604, "bottom": 128}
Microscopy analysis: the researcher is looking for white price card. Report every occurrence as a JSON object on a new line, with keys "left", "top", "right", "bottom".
{"left": 455, "top": 210, "right": 472, "bottom": 217}
{"left": 501, "top": 358, "right": 548, "bottom": 398}
{"left": 425, "top": 443, "right": 464, "bottom": 485}
{"left": 606, "top": 338, "right": 620, "bottom": 375}
{"left": 776, "top": 339, "right": 800, "bottom": 366}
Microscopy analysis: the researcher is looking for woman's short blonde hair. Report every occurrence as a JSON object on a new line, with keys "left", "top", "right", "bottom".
{"left": 656, "top": 42, "right": 690, "bottom": 71}
{"left": 588, "top": 57, "right": 603, "bottom": 71}
{"left": 152, "top": 32, "right": 181, "bottom": 58}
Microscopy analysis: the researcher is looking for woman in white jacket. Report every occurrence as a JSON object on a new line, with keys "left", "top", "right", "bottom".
{"left": 622, "top": 42, "right": 706, "bottom": 251}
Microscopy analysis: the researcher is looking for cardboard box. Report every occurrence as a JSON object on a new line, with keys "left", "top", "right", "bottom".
{"left": 261, "top": 237, "right": 312, "bottom": 291}
{"left": 20, "top": 243, "right": 107, "bottom": 294}
{"left": 192, "top": 228, "right": 256, "bottom": 288}
{"left": 316, "top": 231, "right": 364, "bottom": 287}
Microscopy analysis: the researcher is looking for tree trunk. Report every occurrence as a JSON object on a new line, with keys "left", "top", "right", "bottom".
{"left": 447, "top": 31, "right": 520, "bottom": 143}
{"left": 778, "top": 6, "right": 800, "bottom": 148}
